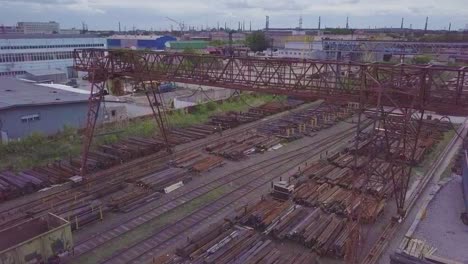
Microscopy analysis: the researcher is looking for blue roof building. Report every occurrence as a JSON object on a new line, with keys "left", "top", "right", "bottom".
{"left": 107, "top": 35, "right": 177, "bottom": 50}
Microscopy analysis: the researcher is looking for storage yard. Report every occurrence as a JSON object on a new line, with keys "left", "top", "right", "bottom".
{"left": 1, "top": 46, "right": 468, "bottom": 264}
{"left": 0, "top": 97, "right": 461, "bottom": 264}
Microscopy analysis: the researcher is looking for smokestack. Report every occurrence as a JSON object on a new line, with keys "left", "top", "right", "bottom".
{"left": 400, "top": 17, "right": 404, "bottom": 29}
{"left": 266, "top": 16, "right": 269, "bottom": 30}
{"left": 449, "top": 22, "right": 451, "bottom": 31}
{"left": 118, "top": 22, "right": 121, "bottom": 32}
{"left": 318, "top": 16, "right": 321, "bottom": 30}
{"left": 346, "top": 16, "right": 349, "bottom": 29}
{"left": 217, "top": 21, "right": 219, "bottom": 31}
{"left": 250, "top": 21, "right": 252, "bottom": 31}
{"left": 424, "top": 16, "right": 428, "bottom": 32}
{"left": 242, "top": 21, "right": 245, "bottom": 31}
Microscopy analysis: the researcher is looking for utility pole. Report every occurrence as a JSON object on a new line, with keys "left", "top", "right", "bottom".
{"left": 424, "top": 16, "right": 428, "bottom": 32}
{"left": 318, "top": 16, "right": 321, "bottom": 30}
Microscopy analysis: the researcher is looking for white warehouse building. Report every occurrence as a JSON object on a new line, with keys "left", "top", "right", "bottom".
{"left": 0, "top": 34, "right": 106, "bottom": 82}
{"left": 275, "top": 41, "right": 326, "bottom": 60}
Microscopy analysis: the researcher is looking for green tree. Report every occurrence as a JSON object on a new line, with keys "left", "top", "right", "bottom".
{"left": 246, "top": 31, "right": 268, "bottom": 52}
{"left": 412, "top": 55, "right": 432, "bottom": 64}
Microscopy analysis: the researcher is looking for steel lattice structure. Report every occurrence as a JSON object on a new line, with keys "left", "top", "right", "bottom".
{"left": 74, "top": 49, "right": 468, "bottom": 217}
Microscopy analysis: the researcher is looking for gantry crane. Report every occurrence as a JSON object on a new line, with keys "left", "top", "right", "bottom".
{"left": 73, "top": 50, "right": 468, "bottom": 251}
{"left": 166, "top": 17, "right": 185, "bottom": 33}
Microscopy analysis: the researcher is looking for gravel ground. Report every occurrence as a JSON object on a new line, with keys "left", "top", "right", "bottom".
{"left": 413, "top": 175, "right": 468, "bottom": 263}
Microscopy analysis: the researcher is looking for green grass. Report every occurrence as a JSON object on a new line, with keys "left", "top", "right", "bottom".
{"left": 0, "top": 93, "right": 279, "bottom": 171}
{"left": 0, "top": 126, "right": 81, "bottom": 171}
{"left": 72, "top": 187, "right": 228, "bottom": 264}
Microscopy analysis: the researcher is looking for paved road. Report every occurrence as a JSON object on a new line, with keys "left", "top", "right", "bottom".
{"left": 378, "top": 119, "right": 468, "bottom": 263}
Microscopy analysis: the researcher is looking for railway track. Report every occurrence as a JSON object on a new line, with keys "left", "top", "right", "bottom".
{"left": 0, "top": 104, "right": 305, "bottom": 227}
{"left": 69, "top": 123, "right": 362, "bottom": 264}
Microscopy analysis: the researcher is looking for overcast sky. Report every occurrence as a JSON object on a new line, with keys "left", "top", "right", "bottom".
{"left": 0, "top": 0, "right": 467, "bottom": 31}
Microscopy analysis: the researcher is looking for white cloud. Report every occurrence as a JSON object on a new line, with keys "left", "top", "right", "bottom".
{"left": 0, "top": 0, "right": 466, "bottom": 29}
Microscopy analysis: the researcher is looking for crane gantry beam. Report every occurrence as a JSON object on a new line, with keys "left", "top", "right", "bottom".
{"left": 74, "top": 49, "right": 468, "bottom": 116}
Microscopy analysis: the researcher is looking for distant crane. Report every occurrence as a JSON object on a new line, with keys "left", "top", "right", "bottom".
{"left": 166, "top": 17, "right": 185, "bottom": 33}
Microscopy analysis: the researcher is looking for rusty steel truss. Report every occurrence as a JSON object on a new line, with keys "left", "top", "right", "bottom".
{"left": 74, "top": 49, "right": 468, "bottom": 216}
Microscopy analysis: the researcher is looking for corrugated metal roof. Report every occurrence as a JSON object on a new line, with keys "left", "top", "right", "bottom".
{"left": 0, "top": 78, "right": 89, "bottom": 110}
{"left": 168, "top": 40, "right": 208, "bottom": 50}
{"left": 0, "top": 34, "right": 101, "bottom": 39}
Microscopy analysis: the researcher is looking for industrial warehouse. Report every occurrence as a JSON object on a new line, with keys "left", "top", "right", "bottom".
{"left": 0, "top": 7, "right": 468, "bottom": 264}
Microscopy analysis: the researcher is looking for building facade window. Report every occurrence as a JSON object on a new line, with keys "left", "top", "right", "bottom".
{"left": 0, "top": 43, "right": 104, "bottom": 50}
{"left": 20, "top": 114, "right": 40, "bottom": 123}
{"left": 0, "top": 51, "right": 75, "bottom": 63}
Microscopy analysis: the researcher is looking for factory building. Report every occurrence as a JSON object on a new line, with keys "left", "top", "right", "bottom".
{"left": 107, "top": 35, "right": 176, "bottom": 50}
{"left": 275, "top": 40, "right": 326, "bottom": 60}
{"left": 0, "top": 78, "right": 90, "bottom": 142}
{"left": 17, "top": 21, "right": 60, "bottom": 34}
{"left": 0, "top": 34, "right": 106, "bottom": 80}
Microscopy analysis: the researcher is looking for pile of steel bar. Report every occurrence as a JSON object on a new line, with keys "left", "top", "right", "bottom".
{"left": 209, "top": 112, "right": 257, "bottom": 129}
{"left": 171, "top": 224, "right": 318, "bottom": 264}
{"left": 257, "top": 103, "right": 353, "bottom": 140}
{"left": 158, "top": 100, "right": 304, "bottom": 144}
{"left": 0, "top": 162, "right": 77, "bottom": 201}
{"left": 205, "top": 132, "right": 279, "bottom": 160}
{"left": 238, "top": 198, "right": 292, "bottom": 230}
{"left": 79, "top": 136, "right": 165, "bottom": 171}
{"left": 58, "top": 200, "right": 105, "bottom": 230}
{"left": 97, "top": 137, "right": 164, "bottom": 161}
{"left": 0, "top": 152, "right": 172, "bottom": 230}
{"left": 108, "top": 185, "right": 162, "bottom": 212}
{"left": 170, "top": 152, "right": 205, "bottom": 168}
{"left": 0, "top": 171, "right": 47, "bottom": 196}
{"left": 191, "top": 156, "right": 225, "bottom": 172}
{"left": 137, "top": 167, "right": 192, "bottom": 191}
{"left": 293, "top": 182, "right": 385, "bottom": 222}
